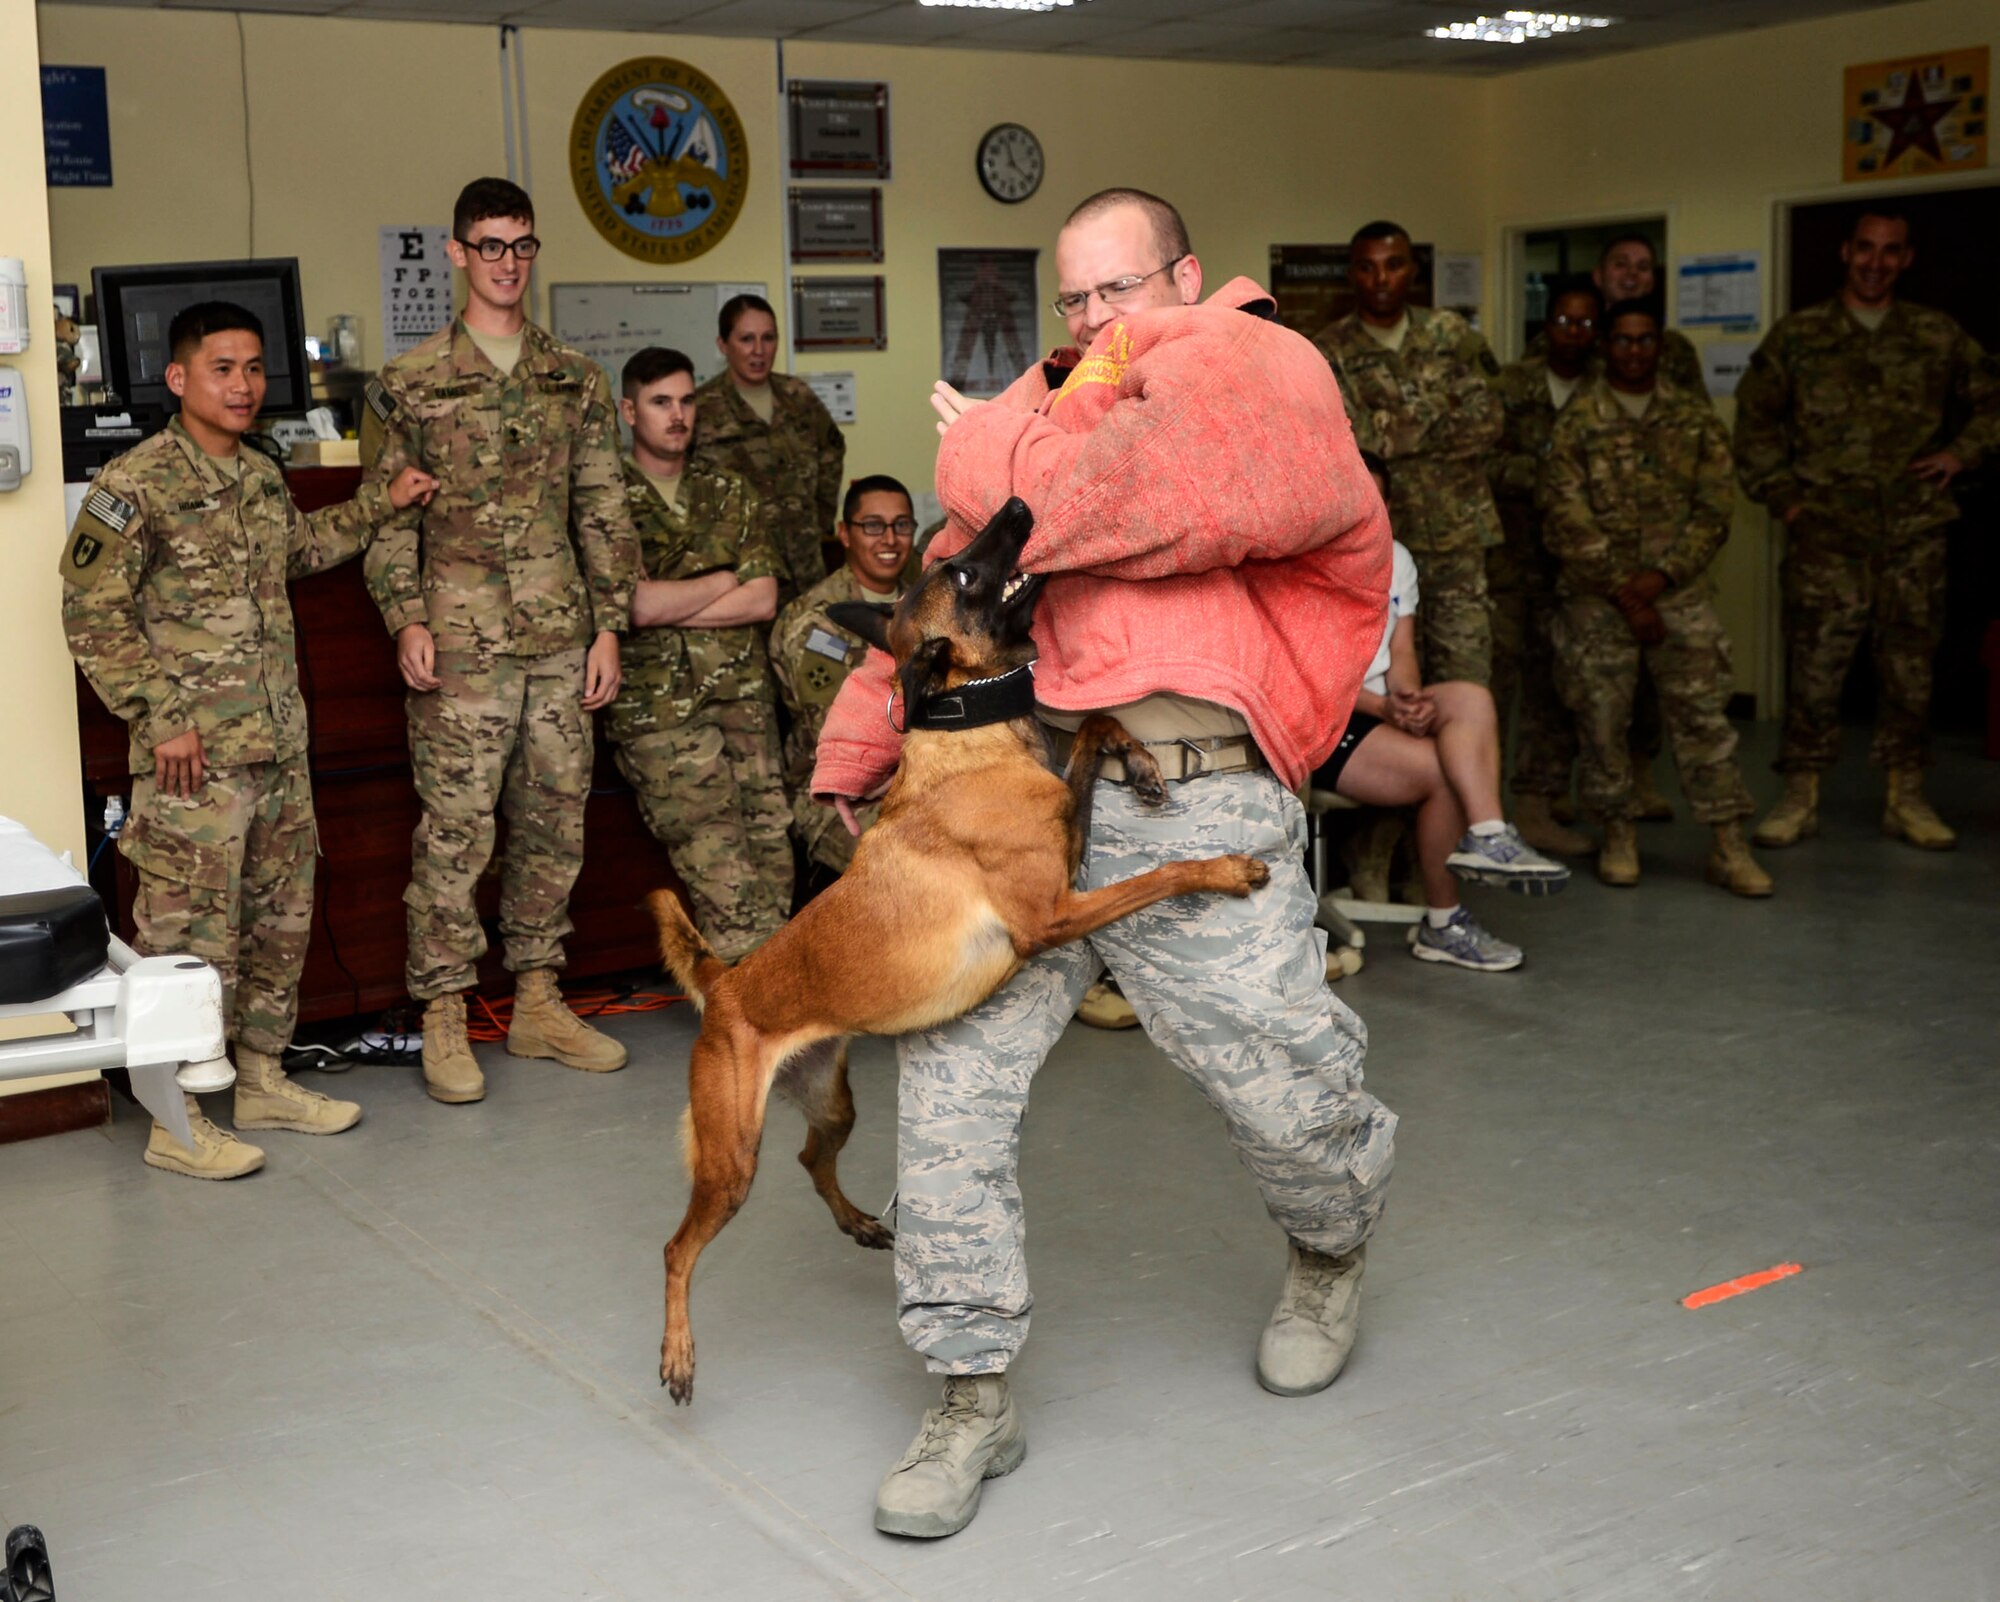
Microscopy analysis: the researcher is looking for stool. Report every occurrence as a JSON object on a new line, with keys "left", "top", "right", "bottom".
{"left": 1303, "top": 790, "right": 1425, "bottom": 946}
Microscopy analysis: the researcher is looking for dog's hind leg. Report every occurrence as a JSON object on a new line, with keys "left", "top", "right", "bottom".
{"left": 779, "top": 1038, "right": 893, "bottom": 1250}
{"left": 1062, "top": 715, "right": 1170, "bottom": 879}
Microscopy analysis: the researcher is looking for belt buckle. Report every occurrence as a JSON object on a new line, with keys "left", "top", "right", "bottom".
{"left": 1176, "top": 737, "right": 1213, "bottom": 780}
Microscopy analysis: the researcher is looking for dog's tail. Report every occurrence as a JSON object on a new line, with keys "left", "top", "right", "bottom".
{"left": 647, "top": 889, "right": 726, "bottom": 1010}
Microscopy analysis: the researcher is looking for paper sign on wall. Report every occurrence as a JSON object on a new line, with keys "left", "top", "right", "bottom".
{"left": 42, "top": 66, "right": 112, "bottom": 188}
{"left": 379, "top": 226, "right": 454, "bottom": 358}
{"left": 1701, "top": 339, "right": 1759, "bottom": 399}
{"left": 1676, "top": 253, "right": 1760, "bottom": 328}
{"left": 806, "top": 370, "right": 857, "bottom": 425}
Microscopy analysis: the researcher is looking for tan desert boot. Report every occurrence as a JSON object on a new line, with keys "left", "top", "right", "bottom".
{"left": 1513, "top": 794, "right": 1592, "bottom": 857}
{"left": 233, "top": 1046, "right": 361, "bottom": 1135}
{"left": 1075, "top": 982, "right": 1140, "bottom": 1029}
{"left": 508, "top": 969, "right": 627, "bottom": 1072}
{"left": 874, "top": 1374, "right": 1026, "bottom": 1539}
{"left": 422, "top": 991, "right": 485, "bottom": 1104}
{"left": 1258, "top": 1241, "right": 1366, "bottom": 1396}
{"left": 144, "top": 1093, "right": 264, "bottom": 1180}
{"left": 1753, "top": 772, "right": 1819, "bottom": 848}
{"left": 1324, "top": 944, "right": 1364, "bottom": 982}
{"left": 1706, "top": 821, "right": 1774, "bottom": 897}
{"left": 1629, "top": 762, "right": 1676, "bottom": 822}
{"left": 1597, "top": 818, "right": 1640, "bottom": 887}
{"left": 1883, "top": 769, "right": 1956, "bottom": 850}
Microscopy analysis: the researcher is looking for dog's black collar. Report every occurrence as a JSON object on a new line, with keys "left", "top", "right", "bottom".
{"left": 908, "top": 663, "right": 1037, "bottom": 731}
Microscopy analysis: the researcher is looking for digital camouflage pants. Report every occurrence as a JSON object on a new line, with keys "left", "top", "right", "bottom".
{"left": 1552, "top": 588, "right": 1754, "bottom": 825}
{"left": 1779, "top": 536, "right": 1946, "bottom": 774}
{"left": 615, "top": 697, "right": 793, "bottom": 963}
{"left": 121, "top": 759, "right": 315, "bottom": 1056}
{"left": 404, "top": 648, "right": 590, "bottom": 999}
{"left": 894, "top": 770, "right": 1398, "bottom": 1374}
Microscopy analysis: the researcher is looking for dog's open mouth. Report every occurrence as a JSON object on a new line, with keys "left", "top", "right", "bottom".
{"left": 1001, "top": 572, "right": 1031, "bottom": 602}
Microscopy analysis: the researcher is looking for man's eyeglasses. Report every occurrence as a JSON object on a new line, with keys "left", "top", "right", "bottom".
{"left": 457, "top": 235, "right": 541, "bottom": 262}
{"left": 1051, "top": 256, "right": 1187, "bottom": 318}
{"left": 848, "top": 517, "right": 918, "bottom": 538}
{"left": 1548, "top": 314, "right": 1596, "bottom": 331}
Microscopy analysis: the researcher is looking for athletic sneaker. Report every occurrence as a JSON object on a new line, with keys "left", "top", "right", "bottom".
{"left": 1446, "top": 824, "right": 1570, "bottom": 895}
{"left": 1411, "top": 908, "right": 1524, "bottom": 972}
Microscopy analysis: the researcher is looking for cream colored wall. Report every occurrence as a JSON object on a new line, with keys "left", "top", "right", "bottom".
{"left": 39, "top": 5, "right": 1487, "bottom": 495}
{"left": 1481, "top": 0, "right": 1999, "bottom": 699}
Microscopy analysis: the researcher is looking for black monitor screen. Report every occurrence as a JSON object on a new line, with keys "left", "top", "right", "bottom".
{"left": 92, "top": 258, "right": 312, "bottom": 417}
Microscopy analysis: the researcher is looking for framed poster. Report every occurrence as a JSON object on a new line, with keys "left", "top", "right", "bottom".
{"left": 789, "top": 187, "right": 884, "bottom": 263}
{"left": 1844, "top": 46, "right": 1988, "bottom": 182}
{"left": 788, "top": 80, "right": 891, "bottom": 179}
{"left": 793, "top": 277, "right": 886, "bottom": 351}
{"left": 938, "top": 248, "right": 1039, "bottom": 399}
{"left": 379, "top": 226, "right": 454, "bottom": 358}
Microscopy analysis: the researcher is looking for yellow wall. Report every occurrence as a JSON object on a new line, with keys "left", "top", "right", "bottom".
{"left": 1481, "top": 0, "right": 1999, "bottom": 698}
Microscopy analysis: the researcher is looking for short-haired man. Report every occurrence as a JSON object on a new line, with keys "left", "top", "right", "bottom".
{"left": 690, "top": 294, "right": 846, "bottom": 604}
{"left": 771, "top": 473, "right": 915, "bottom": 877}
{"left": 1527, "top": 232, "right": 1707, "bottom": 396}
{"left": 364, "top": 177, "right": 642, "bottom": 1103}
{"left": 62, "top": 302, "right": 435, "bottom": 1177}
{"left": 609, "top": 346, "right": 791, "bottom": 962}
{"left": 1735, "top": 207, "right": 1999, "bottom": 850}
{"left": 1542, "top": 299, "right": 1771, "bottom": 897}
{"left": 1314, "top": 220, "right": 1505, "bottom": 685}
{"left": 816, "top": 187, "right": 1396, "bottom": 1538}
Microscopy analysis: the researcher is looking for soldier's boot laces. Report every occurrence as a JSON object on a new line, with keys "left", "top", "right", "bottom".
{"left": 1629, "top": 762, "right": 1676, "bottom": 822}
{"left": 874, "top": 1375, "right": 1026, "bottom": 1540}
{"left": 1706, "top": 821, "right": 1774, "bottom": 898}
{"left": 1883, "top": 769, "right": 1956, "bottom": 851}
{"left": 1753, "top": 772, "right": 1820, "bottom": 848}
{"left": 422, "top": 992, "right": 486, "bottom": 1104}
{"left": 1596, "top": 819, "right": 1640, "bottom": 887}
{"left": 1513, "top": 794, "right": 1593, "bottom": 858}
{"left": 1258, "top": 1241, "right": 1366, "bottom": 1396}
{"left": 508, "top": 970, "right": 627, "bottom": 1072}
{"left": 144, "top": 1093, "right": 264, "bottom": 1181}
{"left": 232, "top": 1046, "right": 361, "bottom": 1135}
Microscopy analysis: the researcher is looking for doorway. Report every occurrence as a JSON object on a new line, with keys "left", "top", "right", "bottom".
{"left": 1515, "top": 215, "right": 1667, "bottom": 353}
{"left": 1780, "top": 182, "right": 2000, "bottom": 737}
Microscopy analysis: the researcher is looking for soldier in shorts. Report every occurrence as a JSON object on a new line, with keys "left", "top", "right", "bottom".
{"left": 363, "top": 177, "right": 641, "bottom": 1104}
{"left": 62, "top": 300, "right": 435, "bottom": 1178}
{"left": 608, "top": 346, "right": 791, "bottom": 962}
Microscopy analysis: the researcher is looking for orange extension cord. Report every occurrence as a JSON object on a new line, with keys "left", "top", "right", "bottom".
{"left": 464, "top": 983, "right": 687, "bottom": 1043}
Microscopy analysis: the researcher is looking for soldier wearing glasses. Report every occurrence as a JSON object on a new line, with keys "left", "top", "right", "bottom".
{"left": 362, "top": 177, "right": 641, "bottom": 1104}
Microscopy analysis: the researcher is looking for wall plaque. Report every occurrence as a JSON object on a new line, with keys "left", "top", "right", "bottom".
{"left": 790, "top": 187, "right": 884, "bottom": 263}
{"left": 788, "top": 80, "right": 891, "bottom": 179}
{"left": 793, "top": 277, "right": 886, "bottom": 351}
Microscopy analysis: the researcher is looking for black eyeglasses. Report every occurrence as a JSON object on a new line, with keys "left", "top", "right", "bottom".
{"left": 457, "top": 235, "right": 541, "bottom": 262}
{"left": 1051, "top": 256, "right": 1187, "bottom": 317}
{"left": 848, "top": 517, "right": 918, "bottom": 538}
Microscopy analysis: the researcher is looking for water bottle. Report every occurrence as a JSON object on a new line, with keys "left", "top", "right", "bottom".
{"left": 103, "top": 795, "right": 126, "bottom": 837}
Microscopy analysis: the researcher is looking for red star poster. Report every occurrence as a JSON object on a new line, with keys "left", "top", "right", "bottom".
{"left": 1844, "top": 46, "right": 1987, "bottom": 182}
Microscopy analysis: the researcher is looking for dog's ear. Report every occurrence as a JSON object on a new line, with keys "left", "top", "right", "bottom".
{"left": 898, "top": 637, "right": 953, "bottom": 716}
{"left": 826, "top": 601, "right": 895, "bottom": 655}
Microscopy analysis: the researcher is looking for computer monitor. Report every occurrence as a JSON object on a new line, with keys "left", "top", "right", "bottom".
{"left": 91, "top": 258, "right": 312, "bottom": 416}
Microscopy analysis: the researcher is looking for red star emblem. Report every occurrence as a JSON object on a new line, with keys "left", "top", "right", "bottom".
{"left": 1867, "top": 72, "right": 1959, "bottom": 166}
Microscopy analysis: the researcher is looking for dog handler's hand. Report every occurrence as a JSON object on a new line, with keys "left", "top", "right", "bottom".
{"left": 830, "top": 777, "right": 891, "bottom": 837}
{"left": 931, "top": 381, "right": 987, "bottom": 437}
{"left": 153, "top": 729, "right": 206, "bottom": 799}
{"left": 396, "top": 623, "right": 442, "bottom": 692}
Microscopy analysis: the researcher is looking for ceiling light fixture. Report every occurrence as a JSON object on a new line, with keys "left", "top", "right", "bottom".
{"left": 1426, "top": 12, "right": 1614, "bottom": 44}
{"left": 917, "top": 0, "right": 1085, "bottom": 11}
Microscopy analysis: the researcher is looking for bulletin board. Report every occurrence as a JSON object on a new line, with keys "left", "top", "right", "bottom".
{"left": 549, "top": 279, "right": 770, "bottom": 398}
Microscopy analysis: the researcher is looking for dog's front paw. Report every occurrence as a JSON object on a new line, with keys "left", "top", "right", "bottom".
{"left": 1224, "top": 855, "right": 1271, "bottom": 897}
{"left": 1124, "top": 746, "right": 1169, "bottom": 806}
{"left": 661, "top": 1340, "right": 696, "bottom": 1405}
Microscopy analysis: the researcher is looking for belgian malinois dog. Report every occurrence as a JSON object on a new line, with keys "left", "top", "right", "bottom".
{"left": 648, "top": 497, "right": 1270, "bottom": 1403}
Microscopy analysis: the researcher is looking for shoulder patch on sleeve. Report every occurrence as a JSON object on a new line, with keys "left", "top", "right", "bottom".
{"left": 365, "top": 379, "right": 394, "bottom": 423}
{"left": 83, "top": 485, "right": 137, "bottom": 535}
{"left": 62, "top": 485, "right": 138, "bottom": 587}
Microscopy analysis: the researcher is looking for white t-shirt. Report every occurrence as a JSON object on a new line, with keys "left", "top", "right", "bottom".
{"left": 1362, "top": 541, "right": 1420, "bottom": 698}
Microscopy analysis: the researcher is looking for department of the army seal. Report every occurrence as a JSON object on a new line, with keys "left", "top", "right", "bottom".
{"left": 570, "top": 57, "right": 750, "bottom": 265}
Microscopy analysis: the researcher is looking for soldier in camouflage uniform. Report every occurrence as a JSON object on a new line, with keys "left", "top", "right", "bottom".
{"left": 61, "top": 301, "right": 436, "bottom": 1179}
{"left": 690, "top": 293, "right": 846, "bottom": 605}
{"left": 1314, "top": 221, "right": 1504, "bottom": 686}
{"left": 1734, "top": 207, "right": 1999, "bottom": 852}
{"left": 1524, "top": 232, "right": 1707, "bottom": 397}
{"left": 771, "top": 474, "right": 916, "bottom": 876}
{"left": 1541, "top": 300, "right": 1770, "bottom": 897}
{"left": 362, "top": 178, "right": 641, "bottom": 1103}
{"left": 608, "top": 347, "right": 791, "bottom": 962}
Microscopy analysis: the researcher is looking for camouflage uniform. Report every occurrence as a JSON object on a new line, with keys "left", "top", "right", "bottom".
{"left": 1734, "top": 299, "right": 1999, "bottom": 774}
{"left": 1541, "top": 378, "right": 1754, "bottom": 825}
{"left": 607, "top": 461, "right": 792, "bottom": 962}
{"left": 1487, "top": 352, "right": 1581, "bottom": 798}
{"left": 1524, "top": 325, "right": 1708, "bottom": 397}
{"left": 896, "top": 772, "right": 1397, "bottom": 1373}
{"left": 689, "top": 370, "right": 845, "bottom": 605}
{"left": 363, "top": 319, "right": 640, "bottom": 999}
{"left": 61, "top": 418, "right": 395, "bottom": 1052}
{"left": 1314, "top": 307, "right": 1504, "bottom": 685}
{"left": 771, "top": 566, "right": 896, "bottom": 874}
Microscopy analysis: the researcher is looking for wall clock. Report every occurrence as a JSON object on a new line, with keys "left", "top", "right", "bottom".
{"left": 977, "top": 123, "right": 1044, "bottom": 204}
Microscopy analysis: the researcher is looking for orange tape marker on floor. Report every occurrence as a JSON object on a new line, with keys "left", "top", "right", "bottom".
{"left": 1681, "top": 1262, "right": 1803, "bottom": 1310}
